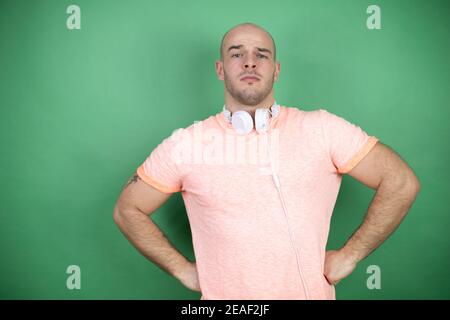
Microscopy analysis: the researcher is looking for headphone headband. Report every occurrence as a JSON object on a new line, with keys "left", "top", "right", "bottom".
{"left": 222, "top": 102, "right": 280, "bottom": 124}
{"left": 222, "top": 102, "right": 280, "bottom": 135}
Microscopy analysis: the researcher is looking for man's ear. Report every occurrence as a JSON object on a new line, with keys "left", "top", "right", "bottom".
{"left": 215, "top": 60, "right": 224, "bottom": 81}
{"left": 274, "top": 61, "right": 281, "bottom": 82}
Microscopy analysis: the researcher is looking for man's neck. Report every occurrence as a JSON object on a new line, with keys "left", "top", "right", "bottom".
{"left": 224, "top": 95, "right": 276, "bottom": 118}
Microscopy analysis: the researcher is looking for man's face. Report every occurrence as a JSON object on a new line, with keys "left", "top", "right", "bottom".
{"left": 216, "top": 26, "right": 280, "bottom": 106}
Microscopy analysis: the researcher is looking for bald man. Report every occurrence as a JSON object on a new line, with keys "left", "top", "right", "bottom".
{"left": 113, "top": 23, "right": 420, "bottom": 300}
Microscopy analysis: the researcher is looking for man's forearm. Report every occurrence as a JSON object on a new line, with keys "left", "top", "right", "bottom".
{"left": 113, "top": 207, "right": 189, "bottom": 280}
{"left": 341, "top": 174, "right": 420, "bottom": 263}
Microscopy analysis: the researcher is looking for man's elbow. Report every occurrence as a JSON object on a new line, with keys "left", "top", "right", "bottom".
{"left": 113, "top": 202, "right": 132, "bottom": 226}
{"left": 383, "top": 168, "right": 421, "bottom": 196}
{"left": 412, "top": 175, "right": 421, "bottom": 194}
{"left": 113, "top": 204, "right": 123, "bottom": 225}
{"left": 113, "top": 202, "right": 145, "bottom": 226}
{"left": 404, "top": 170, "right": 421, "bottom": 195}
{"left": 401, "top": 173, "right": 421, "bottom": 197}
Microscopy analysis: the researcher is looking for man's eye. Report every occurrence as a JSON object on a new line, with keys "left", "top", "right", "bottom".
{"left": 231, "top": 53, "right": 241, "bottom": 57}
{"left": 257, "top": 54, "right": 268, "bottom": 59}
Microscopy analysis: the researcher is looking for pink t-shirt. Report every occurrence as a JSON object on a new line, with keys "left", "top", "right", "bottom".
{"left": 136, "top": 105, "right": 379, "bottom": 300}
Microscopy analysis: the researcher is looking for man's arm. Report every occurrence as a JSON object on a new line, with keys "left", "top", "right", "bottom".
{"left": 113, "top": 173, "right": 200, "bottom": 292}
{"left": 324, "top": 142, "right": 421, "bottom": 285}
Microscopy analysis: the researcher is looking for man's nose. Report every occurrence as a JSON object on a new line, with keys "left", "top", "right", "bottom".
{"left": 243, "top": 57, "right": 256, "bottom": 69}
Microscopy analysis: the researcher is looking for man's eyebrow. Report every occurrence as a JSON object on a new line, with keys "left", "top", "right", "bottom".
{"left": 227, "top": 45, "right": 272, "bottom": 55}
{"left": 256, "top": 47, "right": 272, "bottom": 55}
{"left": 227, "top": 45, "right": 243, "bottom": 52}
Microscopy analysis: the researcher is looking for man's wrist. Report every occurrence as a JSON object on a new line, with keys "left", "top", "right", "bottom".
{"left": 171, "top": 258, "right": 191, "bottom": 281}
{"left": 340, "top": 244, "right": 364, "bottom": 264}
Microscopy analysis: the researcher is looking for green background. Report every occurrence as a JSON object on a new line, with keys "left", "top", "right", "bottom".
{"left": 1, "top": 0, "right": 449, "bottom": 299}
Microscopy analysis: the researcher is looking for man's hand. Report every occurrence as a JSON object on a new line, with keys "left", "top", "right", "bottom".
{"left": 323, "top": 250, "right": 358, "bottom": 285}
{"left": 176, "top": 261, "right": 202, "bottom": 292}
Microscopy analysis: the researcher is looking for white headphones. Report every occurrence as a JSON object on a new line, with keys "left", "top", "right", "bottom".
{"left": 222, "top": 102, "right": 281, "bottom": 135}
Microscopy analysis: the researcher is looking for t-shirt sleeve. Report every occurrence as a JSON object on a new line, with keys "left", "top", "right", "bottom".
{"left": 319, "top": 109, "right": 379, "bottom": 174}
{"left": 136, "top": 129, "right": 186, "bottom": 193}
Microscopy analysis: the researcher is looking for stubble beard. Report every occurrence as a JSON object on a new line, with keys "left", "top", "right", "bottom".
{"left": 224, "top": 70, "right": 275, "bottom": 107}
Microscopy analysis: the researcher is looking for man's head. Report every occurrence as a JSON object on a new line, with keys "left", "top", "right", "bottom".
{"left": 216, "top": 23, "right": 280, "bottom": 108}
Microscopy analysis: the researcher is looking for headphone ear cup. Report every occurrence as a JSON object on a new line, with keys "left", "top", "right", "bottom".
{"left": 223, "top": 105, "right": 232, "bottom": 123}
{"left": 231, "top": 110, "right": 254, "bottom": 135}
{"left": 255, "top": 108, "right": 270, "bottom": 134}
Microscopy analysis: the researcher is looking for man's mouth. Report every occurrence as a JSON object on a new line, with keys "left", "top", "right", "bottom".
{"left": 241, "top": 76, "right": 260, "bottom": 82}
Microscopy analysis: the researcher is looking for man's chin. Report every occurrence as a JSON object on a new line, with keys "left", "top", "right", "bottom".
{"left": 236, "top": 96, "right": 265, "bottom": 106}
{"left": 225, "top": 82, "right": 271, "bottom": 106}
{"left": 240, "top": 90, "right": 264, "bottom": 102}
